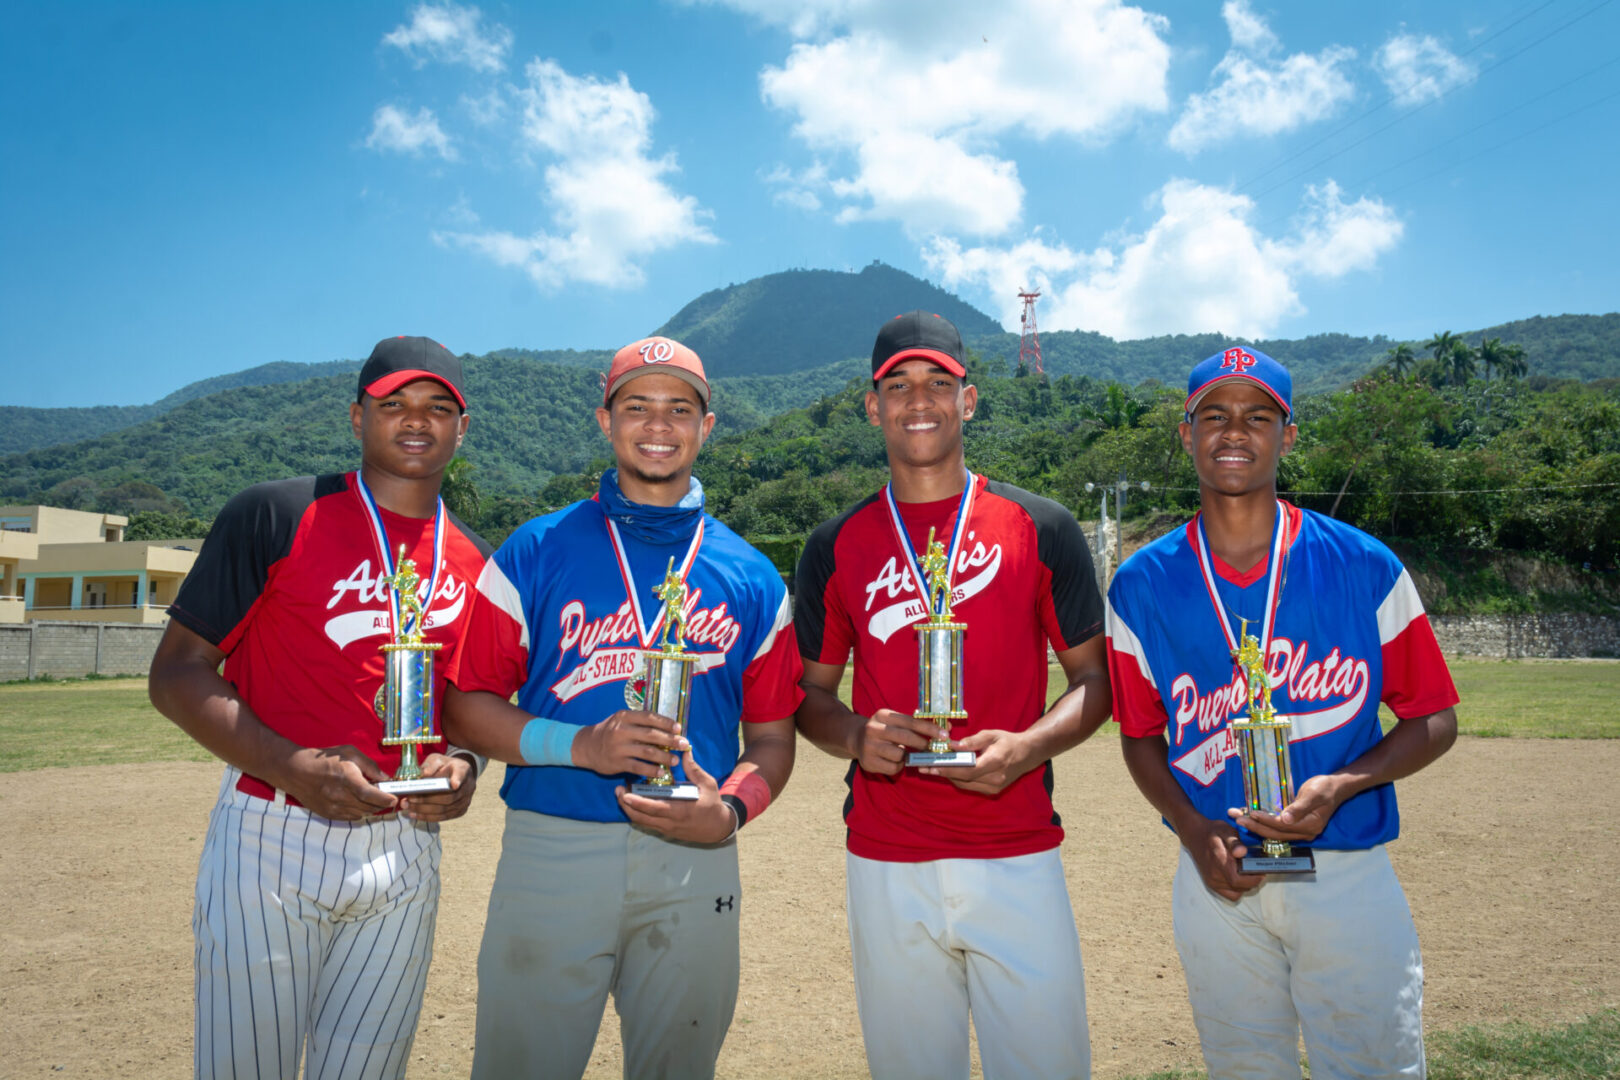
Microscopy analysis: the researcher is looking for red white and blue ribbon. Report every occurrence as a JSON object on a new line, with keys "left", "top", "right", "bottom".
{"left": 606, "top": 517, "right": 705, "bottom": 648}
{"left": 354, "top": 471, "right": 446, "bottom": 637}
{"left": 1194, "top": 498, "right": 1287, "bottom": 663}
{"left": 882, "top": 471, "right": 978, "bottom": 618}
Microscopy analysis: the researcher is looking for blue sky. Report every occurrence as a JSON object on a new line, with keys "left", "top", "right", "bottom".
{"left": 4, "top": 0, "right": 1616, "bottom": 407}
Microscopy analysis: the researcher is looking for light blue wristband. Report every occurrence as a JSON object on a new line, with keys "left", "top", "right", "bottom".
{"left": 519, "top": 715, "right": 580, "bottom": 767}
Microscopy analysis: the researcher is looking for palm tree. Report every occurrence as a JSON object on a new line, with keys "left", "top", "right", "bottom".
{"left": 1481, "top": 338, "right": 1528, "bottom": 379}
{"left": 1382, "top": 342, "right": 1416, "bottom": 377}
{"left": 1423, "top": 330, "right": 1459, "bottom": 368}
{"left": 1446, "top": 341, "right": 1477, "bottom": 386}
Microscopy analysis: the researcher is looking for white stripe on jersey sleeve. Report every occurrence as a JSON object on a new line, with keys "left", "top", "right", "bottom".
{"left": 476, "top": 558, "right": 530, "bottom": 652}
{"left": 751, "top": 589, "right": 793, "bottom": 664}
{"left": 1375, "top": 567, "right": 1427, "bottom": 646}
{"left": 1105, "top": 596, "right": 1158, "bottom": 691}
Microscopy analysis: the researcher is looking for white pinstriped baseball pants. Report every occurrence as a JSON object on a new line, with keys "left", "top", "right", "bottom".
{"left": 192, "top": 767, "right": 443, "bottom": 1080}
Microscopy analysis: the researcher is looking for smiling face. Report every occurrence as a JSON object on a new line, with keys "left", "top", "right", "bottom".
{"left": 1179, "top": 380, "right": 1297, "bottom": 499}
{"left": 864, "top": 359, "right": 977, "bottom": 472}
{"left": 595, "top": 371, "right": 715, "bottom": 505}
{"left": 350, "top": 377, "right": 467, "bottom": 484}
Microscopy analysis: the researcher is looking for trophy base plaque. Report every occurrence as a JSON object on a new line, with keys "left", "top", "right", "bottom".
{"left": 906, "top": 750, "right": 977, "bottom": 767}
{"left": 378, "top": 777, "right": 453, "bottom": 795}
{"left": 629, "top": 781, "right": 701, "bottom": 800}
{"left": 1239, "top": 846, "right": 1316, "bottom": 874}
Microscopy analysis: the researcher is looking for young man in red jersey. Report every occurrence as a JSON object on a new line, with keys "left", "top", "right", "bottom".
{"left": 150, "top": 335, "right": 490, "bottom": 1080}
{"left": 794, "top": 311, "right": 1111, "bottom": 1079}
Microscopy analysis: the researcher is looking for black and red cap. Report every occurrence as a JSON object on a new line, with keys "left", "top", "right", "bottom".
{"left": 871, "top": 310, "right": 967, "bottom": 381}
{"left": 358, "top": 335, "right": 467, "bottom": 410}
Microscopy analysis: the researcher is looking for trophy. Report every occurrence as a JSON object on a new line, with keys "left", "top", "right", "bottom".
{"left": 1230, "top": 619, "right": 1314, "bottom": 872}
{"left": 375, "top": 547, "right": 452, "bottom": 795}
{"left": 906, "top": 529, "right": 976, "bottom": 767}
{"left": 629, "top": 558, "right": 701, "bottom": 800}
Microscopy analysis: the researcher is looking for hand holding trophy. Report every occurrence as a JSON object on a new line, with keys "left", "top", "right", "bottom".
{"left": 376, "top": 545, "right": 452, "bottom": 795}
{"left": 906, "top": 528, "right": 976, "bottom": 768}
{"left": 629, "top": 557, "right": 701, "bottom": 800}
{"left": 1230, "top": 617, "right": 1314, "bottom": 873}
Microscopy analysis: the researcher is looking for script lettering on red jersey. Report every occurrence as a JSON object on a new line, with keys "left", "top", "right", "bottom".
{"left": 862, "top": 533, "right": 1003, "bottom": 643}
{"left": 548, "top": 586, "right": 741, "bottom": 703}
{"left": 1169, "top": 636, "right": 1370, "bottom": 786}
{"left": 322, "top": 559, "right": 467, "bottom": 649}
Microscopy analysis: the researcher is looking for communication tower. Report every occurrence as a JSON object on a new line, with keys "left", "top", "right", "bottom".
{"left": 1018, "top": 290, "right": 1043, "bottom": 376}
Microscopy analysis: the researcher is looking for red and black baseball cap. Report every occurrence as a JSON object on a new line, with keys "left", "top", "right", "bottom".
{"left": 871, "top": 310, "right": 967, "bottom": 381}
{"left": 358, "top": 335, "right": 467, "bottom": 410}
{"left": 602, "top": 336, "right": 710, "bottom": 408}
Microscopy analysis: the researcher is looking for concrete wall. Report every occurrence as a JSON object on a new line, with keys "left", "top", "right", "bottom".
{"left": 1429, "top": 613, "right": 1620, "bottom": 659}
{"left": 0, "top": 622, "right": 166, "bottom": 681}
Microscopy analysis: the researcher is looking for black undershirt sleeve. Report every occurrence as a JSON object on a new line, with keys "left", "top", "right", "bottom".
{"left": 167, "top": 475, "right": 327, "bottom": 648}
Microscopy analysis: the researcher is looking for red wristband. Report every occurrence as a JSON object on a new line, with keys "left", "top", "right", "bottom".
{"left": 719, "top": 770, "right": 772, "bottom": 826}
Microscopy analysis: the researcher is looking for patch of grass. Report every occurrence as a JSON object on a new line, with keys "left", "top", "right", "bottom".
{"left": 1428, "top": 1009, "right": 1620, "bottom": 1079}
{"left": 0, "top": 676, "right": 213, "bottom": 772}
{"left": 1378, "top": 658, "right": 1620, "bottom": 739}
{"left": 1117, "top": 1010, "right": 1620, "bottom": 1080}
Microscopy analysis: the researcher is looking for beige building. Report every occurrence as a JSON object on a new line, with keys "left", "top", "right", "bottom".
{"left": 0, "top": 506, "right": 202, "bottom": 624}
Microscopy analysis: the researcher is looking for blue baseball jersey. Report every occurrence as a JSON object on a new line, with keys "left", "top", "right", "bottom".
{"left": 1106, "top": 503, "right": 1458, "bottom": 850}
{"left": 448, "top": 498, "right": 803, "bottom": 822}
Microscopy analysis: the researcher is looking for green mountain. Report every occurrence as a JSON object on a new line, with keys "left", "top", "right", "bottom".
{"left": 0, "top": 358, "right": 361, "bottom": 455}
{"left": 0, "top": 355, "right": 869, "bottom": 518}
{"left": 652, "top": 262, "right": 1004, "bottom": 376}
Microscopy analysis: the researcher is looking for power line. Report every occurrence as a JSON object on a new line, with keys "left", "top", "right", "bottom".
{"left": 1235, "top": 0, "right": 1562, "bottom": 193}
{"left": 1348, "top": 53, "right": 1620, "bottom": 189}
{"left": 1381, "top": 84, "right": 1620, "bottom": 197}
{"left": 1246, "top": 0, "right": 1617, "bottom": 206}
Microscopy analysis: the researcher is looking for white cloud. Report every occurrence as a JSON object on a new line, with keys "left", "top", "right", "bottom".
{"left": 923, "top": 178, "right": 1402, "bottom": 340}
{"left": 1375, "top": 33, "right": 1476, "bottom": 107}
{"left": 1168, "top": 0, "right": 1356, "bottom": 154}
{"left": 436, "top": 59, "right": 716, "bottom": 289}
{"left": 383, "top": 2, "right": 512, "bottom": 73}
{"left": 461, "top": 88, "right": 507, "bottom": 127}
{"left": 365, "top": 104, "right": 456, "bottom": 160}
{"left": 705, "top": 0, "right": 1171, "bottom": 237}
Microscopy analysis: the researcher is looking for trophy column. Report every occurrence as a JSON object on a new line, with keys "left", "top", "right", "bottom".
{"left": 1231, "top": 630, "right": 1313, "bottom": 873}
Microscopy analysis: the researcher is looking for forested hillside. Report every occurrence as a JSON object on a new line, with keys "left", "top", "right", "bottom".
{"left": 0, "top": 355, "right": 868, "bottom": 517}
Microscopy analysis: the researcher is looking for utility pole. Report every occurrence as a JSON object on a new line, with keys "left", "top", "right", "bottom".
{"left": 1087, "top": 472, "right": 1151, "bottom": 574}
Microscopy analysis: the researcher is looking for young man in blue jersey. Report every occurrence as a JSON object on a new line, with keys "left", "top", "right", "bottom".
{"left": 1106, "top": 347, "right": 1459, "bottom": 1077}
{"left": 443, "top": 336, "right": 803, "bottom": 1080}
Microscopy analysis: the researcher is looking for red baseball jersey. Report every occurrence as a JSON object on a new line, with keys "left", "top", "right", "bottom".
{"left": 795, "top": 474, "right": 1104, "bottom": 862}
{"left": 168, "top": 472, "right": 491, "bottom": 803}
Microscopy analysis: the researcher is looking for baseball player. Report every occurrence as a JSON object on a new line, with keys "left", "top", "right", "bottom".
{"left": 1106, "top": 347, "right": 1459, "bottom": 1077}
{"left": 793, "top": 311, "right": 1111, "bottom": 1079}
{"left": 148, "top": 336, "right": 491, "bottom": 1080}
{"left": 441, "top": 336, "right": 803, "bottom": 1080}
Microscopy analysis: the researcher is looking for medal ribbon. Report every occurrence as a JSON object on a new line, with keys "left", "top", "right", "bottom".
{"left": 354, "top": 472, "right": 446, "bottom": 637}
{"left": 882, "top": 471, "right": 978, "bottom": 618}
{"left": 1194, "top": 499, "right": 1287, "bottom": 664}
{"left": 606, "top": 516, "right": 706, "bottom": 648}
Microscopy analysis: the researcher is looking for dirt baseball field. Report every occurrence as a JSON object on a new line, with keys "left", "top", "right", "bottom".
{"left": 3, "top": 732, "right": 1617, "bottom": 1078}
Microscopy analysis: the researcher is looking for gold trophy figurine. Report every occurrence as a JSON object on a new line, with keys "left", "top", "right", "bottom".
{"left": 376, "top": 546, "right": 451, "bottom": 795}
{"left": 906, "top": 528, "right": 976, "bottom": 767}
{"left": 629, "top": 558, "right": 701, "bottom": 800}
{"left": 1229, "top": 618, "right": 1314, "bottom": 872}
